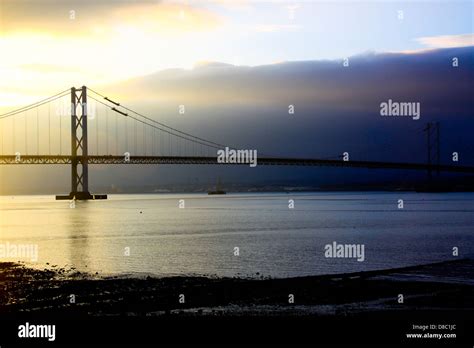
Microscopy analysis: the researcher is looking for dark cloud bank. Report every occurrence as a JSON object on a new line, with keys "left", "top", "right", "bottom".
{"left": 2, "top": 46, "right": 473, "bottom": 193}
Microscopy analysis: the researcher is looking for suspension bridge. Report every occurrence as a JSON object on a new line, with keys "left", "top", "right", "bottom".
{"left": 0, "top": 86, "right": 473, "bottom": 200}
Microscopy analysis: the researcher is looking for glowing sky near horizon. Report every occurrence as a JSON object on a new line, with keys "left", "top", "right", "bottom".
{"left": 0, "top": 0, "right": 472, "bottom": 106}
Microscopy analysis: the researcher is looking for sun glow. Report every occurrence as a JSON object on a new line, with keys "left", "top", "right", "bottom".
{"left": 0, "top": 2, "right": 224, "bottom": 106}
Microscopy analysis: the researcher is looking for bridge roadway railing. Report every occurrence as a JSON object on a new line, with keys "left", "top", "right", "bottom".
{"left": 1, "top": 155, "right": 474, "bottom": 174}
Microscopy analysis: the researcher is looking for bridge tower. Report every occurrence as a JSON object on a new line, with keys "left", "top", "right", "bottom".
{"left": 56, "top": 86, "right": 106, "bottom": 200}
{"left": 424, "top": 121, "right": 440, "bottom": 179}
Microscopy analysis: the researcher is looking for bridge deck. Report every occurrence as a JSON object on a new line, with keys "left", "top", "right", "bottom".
{"left": 0, "top": 155, "right": 473, "bottom": 173}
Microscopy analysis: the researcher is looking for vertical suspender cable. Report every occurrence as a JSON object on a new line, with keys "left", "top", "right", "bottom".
{"left": 37, "top": 107, "right": 39, "bottom": 155}
{"left": 25, "top": 110, "right": 28, "bottom": 154}
{"left": 59, "top": 107, "right": 62, "bottom": 155}
{"left": 125, "top": 115, "right": 128, "bottom": 155}
{"left": 106, "top": 106, "right": 109, "bottom": 155}
{"left": 48, "top": 103, "right": 51, "bottom": 155}
{"left": 115, "top": 111, "right": 118, "bottom": 155}
{"left": 96, "top": 105, "right": 99, "bottom": 155}
{"left": 134, "top": 119, "right": 137, "bottom": 155}
{"left": 12, "top": 117, "right": 15, "bottom": 153}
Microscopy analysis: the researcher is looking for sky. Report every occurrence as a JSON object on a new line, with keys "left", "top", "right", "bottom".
{"left": 0, "top": 0, "right": 473, "bottom": 193}
{"left": 0, "top": 0, "right": 473, "bottom": 107}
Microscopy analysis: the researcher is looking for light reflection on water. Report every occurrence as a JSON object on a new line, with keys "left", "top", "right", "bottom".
{"left": 0, "top": 192, "right": 473, "bottom": 278}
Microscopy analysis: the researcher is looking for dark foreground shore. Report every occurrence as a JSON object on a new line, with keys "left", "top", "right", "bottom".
{"left": 1, "top": 259, "right": 473, "bottom": 317}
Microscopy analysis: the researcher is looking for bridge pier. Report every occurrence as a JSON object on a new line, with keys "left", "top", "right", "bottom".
{"left": 56, "top": 86, "right": 106, "bottom": 201}
{"left": 56, "top": 193, "right": 107, "bottom": 200}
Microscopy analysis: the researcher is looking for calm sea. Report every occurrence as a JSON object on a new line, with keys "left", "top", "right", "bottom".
{"left": 0, "top": 192, "right": 473, "bottom": 278}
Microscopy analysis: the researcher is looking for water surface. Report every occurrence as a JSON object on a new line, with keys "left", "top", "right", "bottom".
{"left": 0, "top": 192, "right": 473, "bottom": 278}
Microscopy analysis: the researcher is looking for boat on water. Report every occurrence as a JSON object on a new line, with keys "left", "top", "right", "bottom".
{"left": 208, "top": 178, "right": 226, "bottom": 195}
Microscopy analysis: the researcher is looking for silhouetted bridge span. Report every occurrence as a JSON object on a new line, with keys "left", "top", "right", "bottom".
{"left": 0, "top": 86, "right": 472, "bottom": 200}
{"left": 1, "top": 155, "right": 473, "bottom": 173}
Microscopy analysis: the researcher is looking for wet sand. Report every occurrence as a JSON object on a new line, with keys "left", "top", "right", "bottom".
{"left": 1, "top": 259, "right": 473, "bottom": 317}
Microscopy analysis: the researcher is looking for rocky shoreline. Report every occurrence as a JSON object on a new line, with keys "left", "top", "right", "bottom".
{"left": 1, "top": 259, "right": 473, "bottom": 317}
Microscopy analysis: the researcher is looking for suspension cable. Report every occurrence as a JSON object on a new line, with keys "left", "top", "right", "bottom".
{"left": 89, "top": 95, "right": 225, "bottom": 151}
{"left": 87, "top": 87, "right": 233, "bottom": 150}
{"left": 0, "top": 89, "right": 69, "bottom": 119}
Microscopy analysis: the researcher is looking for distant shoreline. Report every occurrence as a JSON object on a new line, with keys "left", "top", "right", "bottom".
{"left": 2, "top": 189, "right": 474, "bottom": 197}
